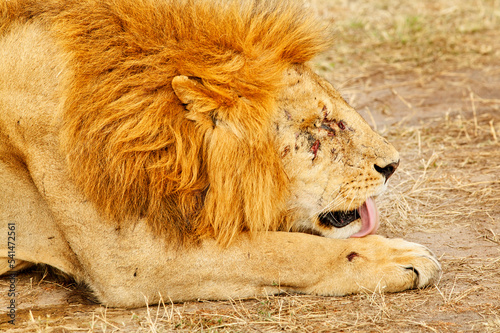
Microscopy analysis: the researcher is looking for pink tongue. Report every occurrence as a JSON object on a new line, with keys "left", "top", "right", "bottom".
{"left": 350, "top": 197, "right": 379, "bottom": 238}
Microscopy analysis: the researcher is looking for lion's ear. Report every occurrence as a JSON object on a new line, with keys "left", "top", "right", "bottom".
{"left": 172, "top": 75, "right": 203, "bottom": 106}
{"left": 172, "top": 75, "right": 217, "bottom": 113}
{"left": 172, "top": 75, "right": 220, "bottom": 126}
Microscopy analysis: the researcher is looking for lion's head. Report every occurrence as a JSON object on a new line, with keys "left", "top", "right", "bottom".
{"left": 172, "top": 64, "right": 399, "bottom": 242}
{"left": 274, "top": 65, "right": 399, "bottom": 239}
{"left": 18, "top": 0, "right": 399, "bottom": 245}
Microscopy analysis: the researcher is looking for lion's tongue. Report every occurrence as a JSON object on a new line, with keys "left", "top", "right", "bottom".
{"left": 350, "top": 197, "right": 379, "bottom": 238}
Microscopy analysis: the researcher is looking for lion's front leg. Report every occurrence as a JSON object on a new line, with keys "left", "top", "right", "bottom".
{"left": 221, "top": 233, "right": 441, "bottom": 297}
{"left": 97, "top": 232, "right": 440, "bottom": 306}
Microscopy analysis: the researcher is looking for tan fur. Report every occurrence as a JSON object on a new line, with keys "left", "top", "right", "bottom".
{"left": 0, "top": 0, "right": 440, "bottom": 307}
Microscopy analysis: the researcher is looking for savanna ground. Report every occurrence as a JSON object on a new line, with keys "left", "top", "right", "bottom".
{"left": 1, "top": 0, "right": 499, "bottom": 332}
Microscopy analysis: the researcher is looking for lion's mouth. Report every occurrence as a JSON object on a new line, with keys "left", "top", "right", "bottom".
{"left": 318, "top": 198, "right": 379, "bottom": 237}
{"left": 318, "top": 210, "right": 359, "bottom": 228}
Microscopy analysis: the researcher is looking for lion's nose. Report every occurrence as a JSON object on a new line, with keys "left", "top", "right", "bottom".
{"left": 374, "top": 161, "right": 399, "bottom": 180}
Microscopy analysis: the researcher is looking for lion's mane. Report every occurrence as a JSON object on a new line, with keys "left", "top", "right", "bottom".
{"left": 1, "top": 0, "right": 329, "bottom": 244}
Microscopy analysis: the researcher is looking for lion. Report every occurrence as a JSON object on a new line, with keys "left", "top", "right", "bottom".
{"left": 0, "top": 0, "right": 441, "bottom": 307}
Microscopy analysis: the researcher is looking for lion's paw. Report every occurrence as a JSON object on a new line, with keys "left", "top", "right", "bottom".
{"left": 327, "top": 235, "right": 442, "bottom": 295}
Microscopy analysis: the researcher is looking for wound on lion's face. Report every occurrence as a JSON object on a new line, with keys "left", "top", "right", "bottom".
{"left": 310, "top": 139, "right": 321, "bottom": 160}
{"left": 338, "top": 120, "right": 346, "bottom": 130}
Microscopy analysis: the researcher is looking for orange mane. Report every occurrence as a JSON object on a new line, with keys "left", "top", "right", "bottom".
{"left": 2, "top": 0, "right": 330, "bottom": 245}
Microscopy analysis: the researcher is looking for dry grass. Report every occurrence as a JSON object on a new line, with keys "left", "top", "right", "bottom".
{"left": 2, "top": 0, "right": 500, "bottom": 332}
{"left": 379, "top": 110, "right": 500, "bottom": 235}
{"left": 311, "top": 0, "right": 500, "bottom": 77}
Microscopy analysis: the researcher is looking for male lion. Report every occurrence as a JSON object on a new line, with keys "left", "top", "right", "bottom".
{"left": 0, "top": 0, "right": 441, "bottom": 307}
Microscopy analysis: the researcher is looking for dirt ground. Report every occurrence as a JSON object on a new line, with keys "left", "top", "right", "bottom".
{"left": 1, "top": 0, "right": 499, "bottom": 332}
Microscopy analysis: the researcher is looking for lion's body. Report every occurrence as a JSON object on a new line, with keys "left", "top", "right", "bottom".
{"left": 0, "top": 0, "right": 440, "bottom": 307}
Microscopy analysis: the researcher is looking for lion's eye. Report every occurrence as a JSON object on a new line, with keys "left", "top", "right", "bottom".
{"left": 320, "top": 123, "right": 332, "bottom": 131}
{"left": 320, "top": 123, "right": 336, "bottom": 136}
